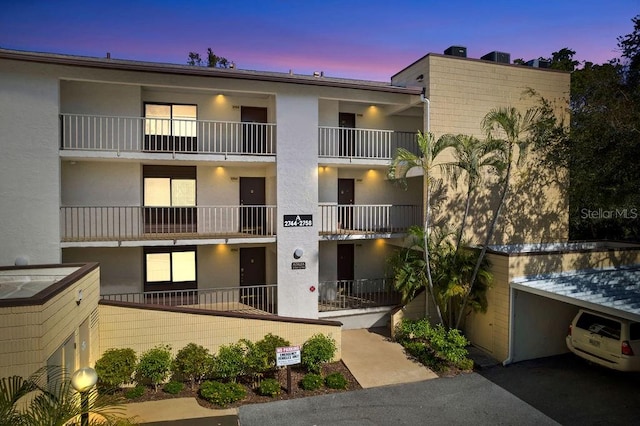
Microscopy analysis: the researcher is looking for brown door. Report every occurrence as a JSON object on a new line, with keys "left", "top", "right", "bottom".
{"left": 240, "top": 177, "right": 266, "bottom": 234}
{"left": 339, "top": 112, "right": 356, "bottom": 156}
{"left": 338, "top": 178, "right": 354, "bottom": 229}
{"left": 241, "top": 106, "right": 268, "bottom": 154}
{"left": 337, "top": 244, "right": 355, "bottom": 296}
{"left": 240, "top": 247, "right": 266, "bottom": 309}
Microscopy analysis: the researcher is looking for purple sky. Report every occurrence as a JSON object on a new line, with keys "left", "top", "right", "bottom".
{"left": 0, "top": 0, "right": 637, "bottom": 81}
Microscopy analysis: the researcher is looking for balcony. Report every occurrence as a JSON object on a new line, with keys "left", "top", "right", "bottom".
{"left": 60, "top": 114, "right": 276, "bottom": 157}
{"left": 101, "top": 285, "right": 279, "bottom": 315}
{"left": 318, "top": 127, "right": 419, "bottom": 160}
{"left": 318, "top": 278, "right": 401, "bottom": 312}
{"left": 318, "top": 204, "right": 421, "bottom": 238}
{"left": 61, "top": 205, "right": 276, "bottom": 243}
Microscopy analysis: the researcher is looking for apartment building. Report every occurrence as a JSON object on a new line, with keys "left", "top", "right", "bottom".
{"left": 0, "top": 47, "right": 569, "bottom": 324}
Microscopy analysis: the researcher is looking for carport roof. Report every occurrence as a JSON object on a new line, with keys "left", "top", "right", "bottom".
{"left": 511, "top": 266, "right": 640, "bottom": 322}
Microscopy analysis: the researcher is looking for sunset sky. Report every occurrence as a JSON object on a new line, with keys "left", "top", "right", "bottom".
{"left": 0, "top": 0, "right": 637, "bottom": 81}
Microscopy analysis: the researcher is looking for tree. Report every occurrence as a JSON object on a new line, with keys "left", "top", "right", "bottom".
{"left": 456, "top": 107, "right": 537, "bottom": 328}
{"left": 0, "top": 366, "right": 134, "bottom": 425}
{"left": 388, "top": 132, "right": 457, "bottom": 324}
{"left": 187, "top": 48, "right": 231, "bottom": 68}
{"left": 548, "top": 48, "right": 579, "bottom": 71}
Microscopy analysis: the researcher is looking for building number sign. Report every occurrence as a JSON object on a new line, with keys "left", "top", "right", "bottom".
{"left": 283, "top": 214, "right": 313, "bottom": 227}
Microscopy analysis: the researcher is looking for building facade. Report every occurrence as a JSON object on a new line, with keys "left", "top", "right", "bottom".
{"left": 0, "top": 47, "right": 569, "bottom": 322}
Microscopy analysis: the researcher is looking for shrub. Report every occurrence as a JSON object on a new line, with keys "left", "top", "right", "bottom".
{"left": 124, "top": 385, "right": 145, "bottom": 399}
{"left": 300, "top": 373, "right": 324, "bottom": 391}
{"left": 163, "top": 381, "right": 185, "bottom": 394}
{"left": 212, "top": 343, "right": 245, "bottom": 382}
{"left": 200, "top": 381, "right": 246, "bottom": 407}
{"left": 325, "top": 372, "right": 348, "bottom": 390}
{"left": 137, "top": 345, "right": 173, "bottom": 392}
{"left": 301, "top": 334, "right": 336, "bottom": 373}
{"left": 239, "top": 339, "right": 269, "bottom": 379}
{"left": 94, "top": 348, "right": 137, "bottom": 390}
{"left": 255, "top": 333, "right": 291, "bottom": 369}
{"left": 257, "top": 378, "right": 281, "bottom": 397}
{"left": 173, "top": 343, "right": 213, "bottom": 389}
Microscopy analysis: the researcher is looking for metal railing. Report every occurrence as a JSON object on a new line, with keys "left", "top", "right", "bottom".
{"left": 318, "top": 204, "right": 420, "bottom": 235}
{"left": 101, "top": 285, "right": 278, "bottom": 315}
{"left": 318, "top": 278, "right": 401, "bottom": 311}
{"left": 60, "top": 114, "right": 276, "bottom": 155}
{"left": 61, "top": 205, "right": 276, "bottom": 242}
{"left": 318, "top": 128, "right": 420, "bottom": 160}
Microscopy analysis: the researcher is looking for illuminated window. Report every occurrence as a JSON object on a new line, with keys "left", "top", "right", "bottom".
{"left": 144, "top": 247, "right": 197, "bottom": 291}
{"left": 144, "top": 103, "right": 197, "bottom": 151}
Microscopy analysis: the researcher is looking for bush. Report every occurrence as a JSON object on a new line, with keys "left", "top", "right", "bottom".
{"left": 163, "top": 381, "right": 185, "bottom": 394}
{"left": 200, "top": 381, "right": 246, "bottom": 407}
{"left": 173, "top": 343, "right": 213, "bottom": 389}
{"left": 124, "top": 385, "right": 145, "bottom": 399}
{"left": 94, "top": 348, "right": 137, "bottom": 390}
{"left": 257, "top": 378, "right": 281, "bottom": 397}
{"left": 137, "top": 345, "right": 173, "bottom": 392}
{"left": 325, "top": 372, "right": 348, "bottom": 390}
{"left": 256, "top": 333, "right": 291, "bottom": 369}
{"left": 239, "top": 339, "right": 269, "bottom": 379}
{"left": 301, "top": 334, "right": 336, "bottom": 373}
{"left": 300, "top": 373, "right": 324, "bottom": 391}
{"left": 212, "top": 343, "right": 245, "bottom": 382}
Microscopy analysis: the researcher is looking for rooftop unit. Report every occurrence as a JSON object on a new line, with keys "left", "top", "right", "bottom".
{"left": 481, "top": 51, "right": 511, "bottom": 64}
{"left": 444, "top": 46, "right": 467, "bottom": 58}
{"left": 526, "top": 58, "right": 551, "bottom": 69}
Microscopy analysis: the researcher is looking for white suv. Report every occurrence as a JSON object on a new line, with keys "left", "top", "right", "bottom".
{"left": 566, "top": 309, "right": 640, "bottom": 372}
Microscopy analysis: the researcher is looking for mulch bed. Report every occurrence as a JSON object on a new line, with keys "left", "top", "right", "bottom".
{"left": 121, "top": 361, "right": 361, "bottom": 409}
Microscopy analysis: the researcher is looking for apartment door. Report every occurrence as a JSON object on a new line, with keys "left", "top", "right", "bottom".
{"left": 337, "top": 244, "right": 355, "bottom": 296}
{"left": 241, "top": 106, "right": 268, "bottom": 154}
{"left": 240, "top": 247, "right": 266, "bottom": 310}
{"left": 338, "top": 178, "right": 354, "bottom": 230}
{"left": 339, "top": 112, "right": 356, "bottom": 156}
{"left": 240, "top": 177, "right": 266, "bottom": 234}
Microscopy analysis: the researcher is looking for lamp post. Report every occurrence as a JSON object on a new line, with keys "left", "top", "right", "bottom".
{"left": 71, "top": 367, "right": 98, "bottom": 426}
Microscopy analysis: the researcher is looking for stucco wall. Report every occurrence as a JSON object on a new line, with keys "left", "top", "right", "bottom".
{"left": 0, "top": 60, "right": 61, "bottom": 265}
{"left": 62, "top": 247, "right": 142, "bottom": 294}
{"left": 98, "top": 303, "right": 342, "bottom": 360}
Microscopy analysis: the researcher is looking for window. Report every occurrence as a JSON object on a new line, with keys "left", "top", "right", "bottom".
{"left": 143, "top": 166, "right": 197, "bottom": 233}
{"left": 144, "top": 103, "right": 197, "bottom": 152}
{"left": 144, "top": 246, "right": 197, "bottom": 291}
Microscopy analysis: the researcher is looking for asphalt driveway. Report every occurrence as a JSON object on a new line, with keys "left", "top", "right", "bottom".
{"left": 478, "top": 353, "right": 640, "bottom": 425}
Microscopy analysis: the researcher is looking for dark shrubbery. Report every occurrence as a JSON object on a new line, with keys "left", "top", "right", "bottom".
{"left": 94, "top": 348, "right": 137, "bottom": 390}
{"left": 300, "top": 373, "right": 324, "bottom": 391}
{"left": 163, "top": 381, "right": 185, "bottom": 394}
{"left": 125, "top": 384, "right": 145, "bottom": 399}
{"left": 325, "top": 372, "right": 348, "bottom": 389}
{"left": 200, "top": 380, "right": 246, "bottom": 407}
{"left": 137, "top": 345, "right": 173, "bottom": 392}
{"left": 257, "top": 378, "right": 281, "bottom": 397}
{"left": 173, "top": 343, "right": 213, "bottom": 390}
{"left": 301, "top": 334, "right": 336, "bottom": 373}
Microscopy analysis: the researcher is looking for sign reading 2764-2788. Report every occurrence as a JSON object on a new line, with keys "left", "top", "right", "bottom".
{"left": 283, "top": 214, "right": 313, "bottom": 227}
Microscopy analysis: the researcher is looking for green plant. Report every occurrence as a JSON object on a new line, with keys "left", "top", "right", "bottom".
{"left": 325, "top": 372, "right": 348, "bottom": 390}
{"left": 257, "top": 378, "right": 281, "bottom": 397}
{"left": 125, "top": 384, "right": 145, "bottom": 399}
{"left": 256, "top": 333, "right": 291, "bottom": 369}
{"left": 94, "top": 347, "right": 137, "bottom": 390}
{"left": 199, "top": 381, "right": 246, "bottom": 407}
{"left": 212, "top": 343, "right": 245, "bottom": 382}
{"left": 300, "top": 373, "right": 324, "bottom": 391}
{"left": 162, "top": 381, "right": 184, "bottom": 395}
{"left": 137, "top": 345, "right": 173, "bottom": 392}
{"left": 239, "top": 339, "right": 269, "bottom": 379}
{"left": 173, "top": 343, "right": 213, "bottom": 390}
{"left": 301, "top": 334, "right": 336, "bottom": 373}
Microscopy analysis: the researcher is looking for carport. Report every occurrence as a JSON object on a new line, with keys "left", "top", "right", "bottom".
{"left": 508, "top": 266, "right": 640, "bottom": 363}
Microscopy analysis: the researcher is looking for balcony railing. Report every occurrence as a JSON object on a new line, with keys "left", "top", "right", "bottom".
{"left": 318, "top": 127, "right": 419, "bottom": 160}
{"left": 60, "top": 114, "right": 276, "bottom": 156}
{"left": 318, "top": 278, "right": 401, "bottom": 312}
{"left": 61, "top": 205, "right": 276, "bottom": 242}
{"left": 101, "top": 285, "right": 278, "bottom": 315}
{"left": 318, "top": 204, "right": 421, "bottom": 235}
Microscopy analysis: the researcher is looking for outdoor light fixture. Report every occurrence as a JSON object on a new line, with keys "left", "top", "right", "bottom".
{"left": 71, "top": 367, "right": 98, "bottom": 426}
{"left": 293, "top": 248, "right": 303, "bottom": 259}
{"left": 75, "top": 289, "right": 83, "bottom": 305}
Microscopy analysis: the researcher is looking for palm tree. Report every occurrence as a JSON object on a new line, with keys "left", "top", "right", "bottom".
{"left": 388, "top": 131, "right": 456, "bottom": 324}
{"left": 455, "top": 107, "right": 537, "bottom": 328}
{"left": 440, "top": 134, "right": 506, "bottom": 249}
{"left": 0, "top": 366, "right": 136, "bottom": 425}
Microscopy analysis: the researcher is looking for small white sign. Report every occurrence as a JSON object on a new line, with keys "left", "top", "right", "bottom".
{"left": 276, "top": 345, "right": 301, "bottom": 367}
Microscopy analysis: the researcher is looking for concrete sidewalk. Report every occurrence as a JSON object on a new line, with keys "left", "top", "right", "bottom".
{"left": 123, "top": 327, "right": 436, "bottom": 423}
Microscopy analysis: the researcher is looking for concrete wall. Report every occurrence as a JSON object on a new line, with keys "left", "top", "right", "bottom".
{"left": 61, "top": 161, "right": 141, "bottom": 206}
{"left": 0, "top": 60, "right": 62, "bottom": 265}
{"left": 61, "top": 80, "right": 141, "bottom": 116}
{"left": 0, "top": 265, "right": 100, "bottom": 378}
{"left": 99, "top": 303, "right": 342, "bottom": 360}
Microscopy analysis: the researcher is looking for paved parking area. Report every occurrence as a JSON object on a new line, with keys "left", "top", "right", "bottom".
{"left": 479, "top": 353, "right": 640, "bottom": 425}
